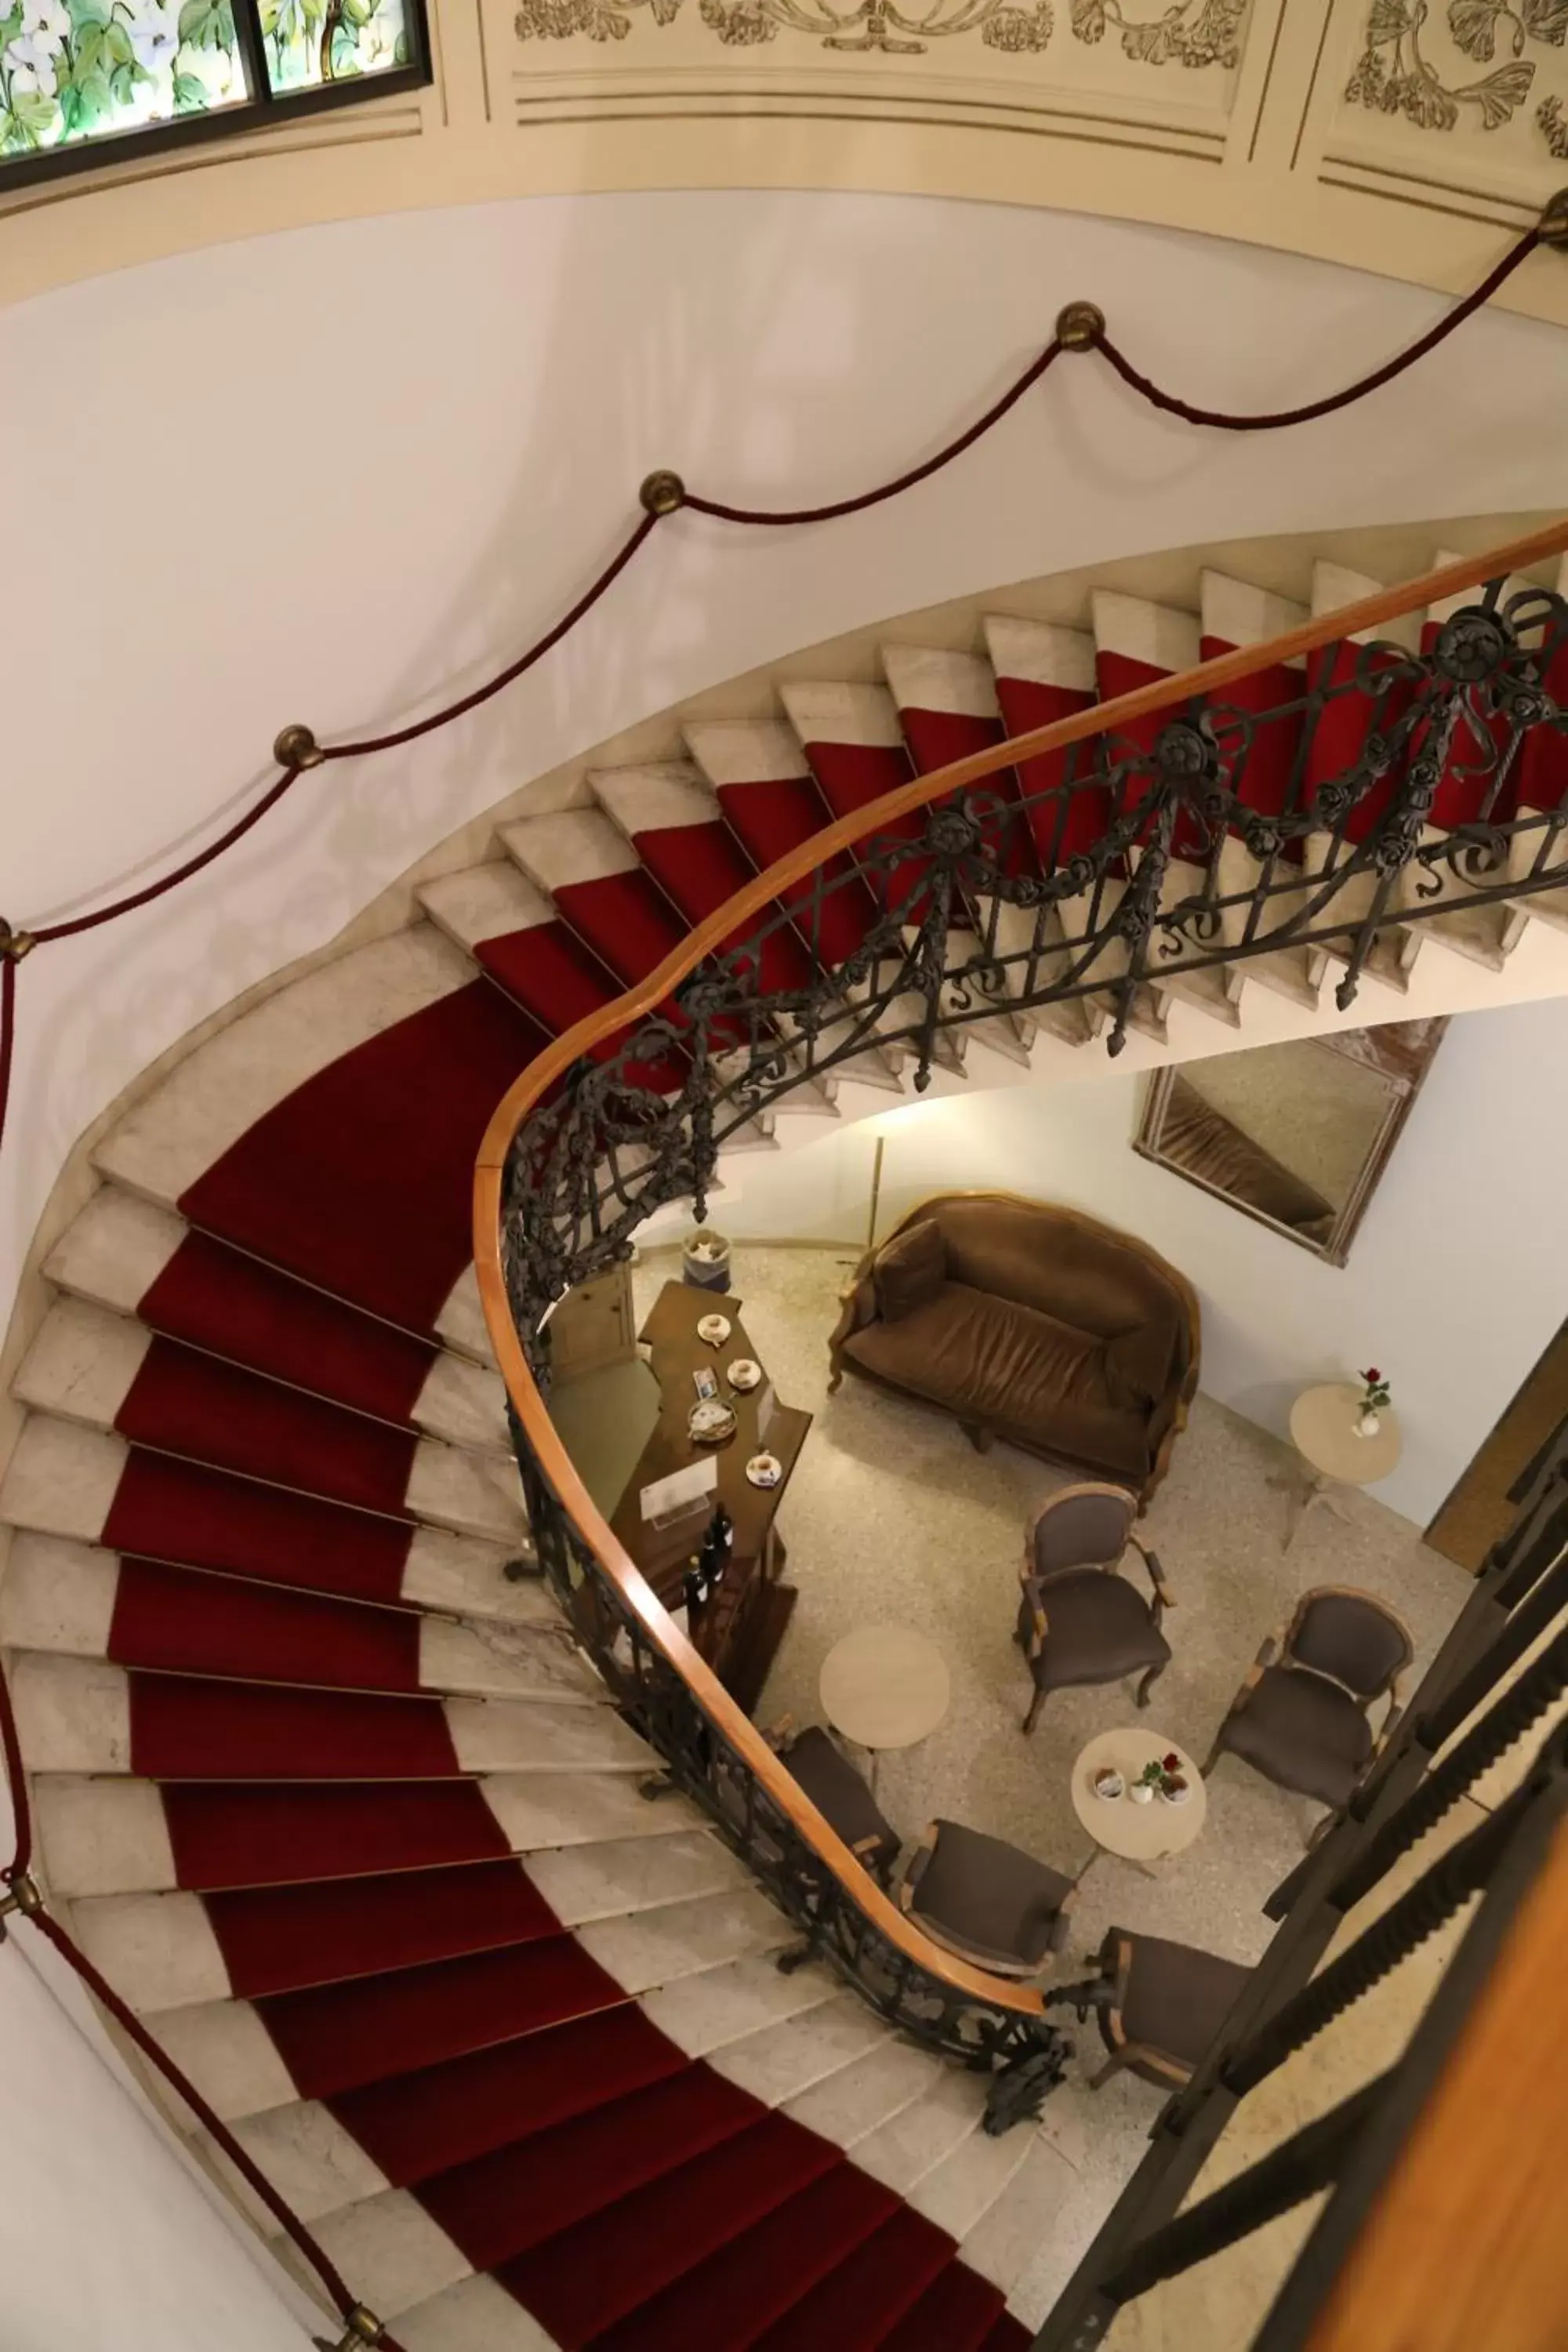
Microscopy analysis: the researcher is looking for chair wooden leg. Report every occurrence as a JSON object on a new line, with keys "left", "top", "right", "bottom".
{"left": 1022, "top": 1686, "right": 1047, "bottom": 1737}
{"left": 962, "top": 1421, "right": 994, "bottom": 1455}
{"left": 1088, "top": 2050, "right": 1127, "bottom": 2092}
{"left": 1306, "top": 1808, "right": 1338, "bottom": 1853}
{"left": 1135, "top": 1661, "right": 1167, "bottom": 1710}
{"left": 827, "top": 1365, "right": 844, "bottom": 1394}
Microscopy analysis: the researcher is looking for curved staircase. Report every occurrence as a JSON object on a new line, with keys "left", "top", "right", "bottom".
{"left": 3, "top": 543, "right": 1567, "bottom": 2349}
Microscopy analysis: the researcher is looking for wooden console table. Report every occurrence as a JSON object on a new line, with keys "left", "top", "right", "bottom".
{"left": 607, "top": 1280, "right": 810, "bottom": 1713}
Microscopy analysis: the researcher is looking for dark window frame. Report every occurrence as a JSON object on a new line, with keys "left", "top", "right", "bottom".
{"left": 0, "top": 0, "right": 430, "bottom": 195}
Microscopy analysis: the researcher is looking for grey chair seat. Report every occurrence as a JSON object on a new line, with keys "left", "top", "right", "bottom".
{"left": 1224, "top": 1665, "right": 1374, "bottom": 1809}
{"left": 1120, "top": 1931, "right": 1250, "bottom": 2070}
{"left": 782, "top": 1726, "right": 901, "bottom": 1882}
{"left": 1018, "top": 1567, "right": 1173, "bottom": 1694}
{"left": 902, "top": 1818, "right": 1075, "bottom": 1973}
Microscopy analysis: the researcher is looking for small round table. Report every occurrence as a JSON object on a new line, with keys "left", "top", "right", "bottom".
{"left": 1071, "top": 1728, "right": 1207, "bottom": 1871}
{"left": 1287, "top": 1382, "right": 1403, "bottom": 1547}
{"left": 819, "top": 1625, "right": 950, "bottom": 1792}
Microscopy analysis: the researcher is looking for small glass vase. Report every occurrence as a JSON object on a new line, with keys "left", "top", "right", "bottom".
{"left": 1355, "top": 1407, "right": 1381, "bottom": 1439}
{"left": 1129, "top": 1780, "right": 1156, "bottom": 1806}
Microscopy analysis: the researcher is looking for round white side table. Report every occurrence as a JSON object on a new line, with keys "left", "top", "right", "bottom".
{"left": 819, "top": 1624, "right": 950, "bottom": 1792}
{"left": 1287, "top": 1381, "right": 1403, "bottom": 1547}
{"left": 1072, "top": 1728, "right": 1207, "bottom": 1871}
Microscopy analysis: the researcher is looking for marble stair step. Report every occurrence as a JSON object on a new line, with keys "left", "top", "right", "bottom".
{"left": 92, "top": 927, "right": 479, "bottom": 1221}
{"left": 706, "top": 1989, "right": 897, "bottom": 2108}
{"left": 909, "top": 2110, "right": 1038, "bottom": 2241}
{"left": 0, "top": 1421, "right": 535, "bottom": 1624}
{"left": 0, "top": 1534, "right": 581, "bottom": 1697}
{"left": 781, "top": 2038, "right": 949, "bottom": 2150}
{"left": 396, "top": 2274, "right": 560, "bottom": 2352}
{"left": 637, "top": 1951, "right": 842, "bottom": 2057}
{"left": 13, "top": 1298, "right": 524, "bottom": 1544}
{"left": 32, "top": 1767, "right": 711, "bottom": 1901}
{"left": 42, "top": 1185, "right": 510, "bottom": 1454}
{"left": 958, "top": 2133, "right": 1082, "bottom": 2309}
{"left": 314, "top": 2189, "right": 472, "bottom": 2321}
{"left": 523, "top": 1829, "right": 747, "bottom": 1926}
{"left": 203, "top": 2096, "right": 393, "bottom": 2228}
{"left": 9, "top": 1653, "right": 651, "bottom": 1779}
{"left": 67, "top": 1858, "right": 600, "bottom": 2015}
{"left": 572, "top": 1886, "right": 788, "bottom": 1994}
{"left": 850, "top": 2067, "right": 988, "bottom": 2197}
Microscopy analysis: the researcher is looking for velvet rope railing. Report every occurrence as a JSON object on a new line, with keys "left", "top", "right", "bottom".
{"left": 0, "top": 187, "right": 1563, "bottom": 1159}
{"left": 0, "top": 198, "right": 1564, "bottom": 2351}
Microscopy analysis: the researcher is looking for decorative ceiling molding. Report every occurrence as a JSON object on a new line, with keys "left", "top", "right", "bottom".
{"left": 2, "top": 0, "right": 1567, "bottom": 315}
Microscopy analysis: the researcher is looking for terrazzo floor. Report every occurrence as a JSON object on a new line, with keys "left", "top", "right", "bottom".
{"left": 619, "top": 1240, "right": 1476, "bottom": 2332}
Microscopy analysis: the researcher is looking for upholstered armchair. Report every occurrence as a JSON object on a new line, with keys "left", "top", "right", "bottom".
{"left": 898, "top": 1819, "right": 1078, "bottom": 1978}
{"left": 1051, "top": 1926, "right": 1251, "bottom": 2091}
{"left": 1202, "top": 1586, "right": 1414, "bottom": 1838}
{"left": 1016, "top": 1483, "right": 1175, "bottom": 1737}
{"left": 761, "top": 1718, "right": 902, "bottom": 1886}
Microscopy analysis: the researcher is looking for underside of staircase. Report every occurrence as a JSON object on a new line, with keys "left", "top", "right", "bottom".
{"left": 3, "top": 543, "right": 1568, "bottom": 2348}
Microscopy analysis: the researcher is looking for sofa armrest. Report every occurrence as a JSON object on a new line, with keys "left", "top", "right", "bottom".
{"left": 827, "top": 1263, "right": 878, "bottom": 1390}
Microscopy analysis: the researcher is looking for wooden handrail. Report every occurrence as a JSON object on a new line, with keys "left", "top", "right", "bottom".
{"left": 473, "top": 514, "right": 1568, "bottom": 2020}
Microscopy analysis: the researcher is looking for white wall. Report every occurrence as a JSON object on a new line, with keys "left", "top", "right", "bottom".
{"left": 5, "top": 191, "right": 1568, "bottom": 1314}
{"left": 707, "top": 996, "right": 1568, "bottom": 1527}
{"left": 0, "top": 1936, "right": 317, "bottom": 2352}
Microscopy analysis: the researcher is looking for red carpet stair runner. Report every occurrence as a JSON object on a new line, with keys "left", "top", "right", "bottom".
{"left": 2, "top": 550, "right": 1567, "bottom": 2347}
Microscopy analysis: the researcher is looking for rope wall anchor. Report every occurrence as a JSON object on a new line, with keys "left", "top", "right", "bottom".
{"left": 640, "top": 470, "right": 688, "bottom": 517}
{"left": 273, "top": 724, "right": 326, "bottom": 771}
{"left": 0, "top": 922, "right": 35, "bottom": 961}
{"left": 311, "top": 2307, "right": 385, "bottom": 2350}
{"left": 1054, "top": 302, "right": 1106, "bottom": 351}
{"left": 1541, "top": 189, "right": 1568, "bottom": 251}
{"left": 0, "top": 1871, "right": 44, "bottom": 1941}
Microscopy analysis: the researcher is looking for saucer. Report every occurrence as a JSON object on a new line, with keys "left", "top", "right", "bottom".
{"left": 727, "top": 1357, "right": 761, "bottom": 1391}
{"left": 696, "top": 1313, "right": 731, "bottom": 1348}
{"left": 746, "top": 1453, "right": 782, "bottom": 1488}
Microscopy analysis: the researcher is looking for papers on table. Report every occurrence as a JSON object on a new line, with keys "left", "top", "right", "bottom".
{"left": 641, "top": 1454, "right": 718, "bottom": 1530}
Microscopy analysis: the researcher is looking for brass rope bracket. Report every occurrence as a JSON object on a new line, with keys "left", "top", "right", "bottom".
{"left": 311, "top": 2307, "right": 384, "bottom": 2351}
{"left": 0, "top": 920, "right": 36, "bottom": 961}
{"left": 274, "top": 724, "right": 326, "bottom": 771}
{"left": 0, "top": 1871, "right": 45, "bottom": 1941}
{"left": 1542, "top": 190, "right": 1568, "bottom": 251}
{"left": 1055, "top": 301, "right": 1106, "bottom": 350}
{"left": 640, "top": 470, "right": 687, "bottom": 517}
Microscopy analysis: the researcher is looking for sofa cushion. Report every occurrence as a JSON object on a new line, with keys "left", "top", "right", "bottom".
{"left": 844, "top": 1283, "right": 1149, "bottom": 1478}
{"left": 926, "top": 1196, "right": 1180, "bottom": 1342}
{"left": 1020, "top": 1569, "right": 1171, "bottom": 1693}
{"left": 873, "top": 1218, "right": 946, "bottom": 1323}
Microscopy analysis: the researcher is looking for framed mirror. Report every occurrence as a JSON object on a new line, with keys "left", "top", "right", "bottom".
{"left": 1134, "top": 1018, "right": 1447, "bottom": 1268}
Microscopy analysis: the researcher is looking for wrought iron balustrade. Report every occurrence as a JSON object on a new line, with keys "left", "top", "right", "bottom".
{"left": 500, "top": 564, "right": 1567, "bottom": 1319}
{"left": 478, "top": 535, "right": 1568, "bottom": 2154}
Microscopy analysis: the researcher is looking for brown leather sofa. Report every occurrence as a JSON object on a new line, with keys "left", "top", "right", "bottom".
{"left": 828, "top": 1192, "right": 1200, "bottom": 1505}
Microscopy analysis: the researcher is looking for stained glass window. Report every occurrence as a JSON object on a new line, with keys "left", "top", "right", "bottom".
{"left": 0, "top": 0, "right": 422, "bottom": 176}
{"left": 261, "top": 0, "right": 410, "bottom": 93}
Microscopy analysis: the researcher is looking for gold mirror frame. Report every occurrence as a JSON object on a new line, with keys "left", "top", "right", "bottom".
{"left": 1133, "top": 1019, "right": 1449, "bottom": 1270}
